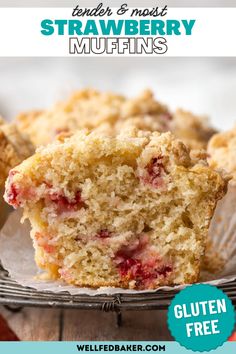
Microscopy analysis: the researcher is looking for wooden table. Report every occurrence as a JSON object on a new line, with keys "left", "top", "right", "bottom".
{"left": 0, "top": 307, "right": 173, "bottom": 341}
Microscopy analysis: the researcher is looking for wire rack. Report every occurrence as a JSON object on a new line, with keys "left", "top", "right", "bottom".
{"left": 1, "top": 265, "right": 236, "bottom": 312}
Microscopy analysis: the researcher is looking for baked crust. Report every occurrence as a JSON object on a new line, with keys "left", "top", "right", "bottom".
{"left": 0, "top": 120, "right": 34, "bottom": 186}
{"left": 208, "top": 126, "right": 236, "bottom": 180}
{"left": 15, "top": 89, "right": 216, "bottom": 150}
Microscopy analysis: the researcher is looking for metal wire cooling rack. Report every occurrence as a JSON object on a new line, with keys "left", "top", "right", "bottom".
{"left": 0, "top": 265, "right": 236, "bottom": 312}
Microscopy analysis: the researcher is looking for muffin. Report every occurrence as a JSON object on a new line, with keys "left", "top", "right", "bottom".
{"left": 16, "top": 89, "right": 216, "bottom": 150}
{"left": 0, "top": 119, "right": 34, "bottom": 186}
{"left": 4, "top": 129, "right": 227, "bottom": 289}
{"left": 208, "top": 126, "right": 236, "bottom": 180}
{"left": 0, "top": 118, "right": 34, "bottom": 227}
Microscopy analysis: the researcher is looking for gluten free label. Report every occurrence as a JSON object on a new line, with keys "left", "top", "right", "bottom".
{"left": 167, "top": 284, "right": 235, "bottom": 351}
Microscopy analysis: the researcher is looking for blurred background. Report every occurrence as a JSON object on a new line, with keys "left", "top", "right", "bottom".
{"left": 1, "top": 1, "right": 236, "bottom": 131}
{"left": 0, "top": 57, "right": 236, "bottom": 131}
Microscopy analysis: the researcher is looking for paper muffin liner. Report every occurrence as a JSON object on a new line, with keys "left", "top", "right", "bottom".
{"left": 0, "top": 184, "right": 236, "bottom": 295}
{"left": 205, "top": 183, "right": 236, "bottom": 280}
{"left": 0, "top": 188, "right": 11, "bottom": 230}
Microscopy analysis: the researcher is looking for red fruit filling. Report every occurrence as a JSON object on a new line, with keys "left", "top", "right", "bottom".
{"left": 6, "top": 170, "right": 35, "bottom": 208}
{"left": 116, "top": 254, "right": 172, "bottom": 288}
{"left": 34, "top": 232, "right": 55, "bottom": 253}
{"left": 48, "top": 190, "right": 85, "bottom": 213}
{"left": 115, "top": 237, "right": 172, "bottom": 288}
{"left": 118, "top": 258, "right": 142, "bottom": 277}
{"left": 96, "top": 229, "right": 112, "bottom": 239}
{"left": 142, "top": 156, "right": 166, "bottom": 188}
{"left": 5, "top": 171, "right": 20, "bottom": 208}
{"left": 42, "top": 244, "right": 55, "bottom": 254}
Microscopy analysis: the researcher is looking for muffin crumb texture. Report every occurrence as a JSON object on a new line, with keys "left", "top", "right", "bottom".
{"left": 4, "top": 129, "right": 226, "bottom": 290}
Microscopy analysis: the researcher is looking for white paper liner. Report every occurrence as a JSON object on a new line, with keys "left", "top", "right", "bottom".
{"left": 207, "top": 183, "right": 236, "bottom": 279}
{"left": 0, "top": 188, "right": 11, "bottom": 229}
{"left": 0, "top": 185, "right": 236, "bottom": 296}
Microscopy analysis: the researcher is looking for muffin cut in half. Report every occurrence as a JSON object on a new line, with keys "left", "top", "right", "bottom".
{"left": 4, "top": 129, "right": 227, "bottom": 289}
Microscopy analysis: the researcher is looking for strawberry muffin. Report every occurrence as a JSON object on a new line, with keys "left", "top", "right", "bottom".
{"left": 4, "top": 129, "right": 226, "bottom": 289}
{"left": 0, "top": 119, "right": 34, "bottom": 186}
{"left": 208, "top": 126, "right": 236, "bottom": 180}
{"left": 16, "top": 89, "right": 216, "bottom": 151}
